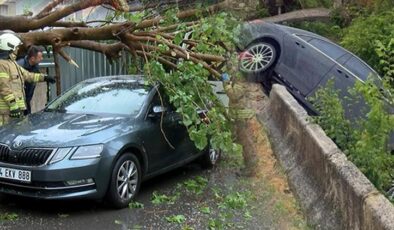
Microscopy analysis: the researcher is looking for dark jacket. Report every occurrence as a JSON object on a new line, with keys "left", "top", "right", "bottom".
{"left": 17, "top": 57, "right": 40, "bottom": 114}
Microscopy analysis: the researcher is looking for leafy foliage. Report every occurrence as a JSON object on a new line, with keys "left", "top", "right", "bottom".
{"left": 129, "top": 201, "right": 144, "bottom": 209}
{"left": 165, "top": 215, "right": 186, "bottom": 224}
{"left": 183, "top": 176, "right": 208, "bottom": 195}
{"left": 310, "top": 80, "right": 354, "bottom": 152}
{"left": 341, "top": 10, "right": 394, "bottom": 74}
{"left": 311, "top": 40, "right": 394, "bottom": 196}
{"left": 142, "top": 12, "right": 242, "bottom": 155}
{"left": 220, "top": 191, "right": 250, "bottom": 210}
{"left": 200, "top": 206, "right": 211, "bottom": 214}
{"left": 0, "top": 213, "right": 18, "bottom": 222}
{"left": 151, "top": 191, "right": 179, "bottom": 205}
{"left": 376, "top": 39, "right": 394, "bottom": 87}
{"left": 290, "top": 21, "right": 343, "bottom": 42}
{"left": 297, "top": 0, "right": 332, "bottom": 8}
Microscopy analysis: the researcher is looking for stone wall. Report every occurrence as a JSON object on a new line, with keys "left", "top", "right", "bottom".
{"left": 258, "top": 84, "right": 394, "bottom": 229}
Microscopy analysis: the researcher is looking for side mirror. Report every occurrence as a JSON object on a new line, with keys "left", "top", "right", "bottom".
{"left": 148, "top": 106, "right": 167, "bottom": 118}
{"left": 153, "top": 106, "right": 167, "bottom": 113}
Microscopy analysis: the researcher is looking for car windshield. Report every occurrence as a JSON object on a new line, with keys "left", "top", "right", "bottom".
{"left": 47, "top": 79, "right": 150, "bottom": 116}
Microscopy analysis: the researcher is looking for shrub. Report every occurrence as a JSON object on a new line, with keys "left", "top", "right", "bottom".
{"left": 341, "top": 10, "right": 394, "bottom": 75}
{"left": 311, "top": 39, "right": 394, "bottom": 197}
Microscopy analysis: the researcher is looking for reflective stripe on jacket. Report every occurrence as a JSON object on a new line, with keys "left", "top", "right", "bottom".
{"left": 0, "top": 59, "right": 44, "bottom": 115}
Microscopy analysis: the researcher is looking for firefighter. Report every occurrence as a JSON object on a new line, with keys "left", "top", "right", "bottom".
{"left": 0, "top": 31, "right": 55, "bottom": 126}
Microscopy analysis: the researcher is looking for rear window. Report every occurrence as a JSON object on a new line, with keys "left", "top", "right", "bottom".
{"left": 308, "top": 38, "right": 347, "bottom": 60}
{"left": 343, "top": 57, "right": 376, "bottom": 81}
{"left": 297, "top": 35, "right": 347, "bottom": 61}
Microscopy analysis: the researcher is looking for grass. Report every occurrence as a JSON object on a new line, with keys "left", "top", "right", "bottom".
{"left": 0, "top": 212, "right": 18, "bottom": 222}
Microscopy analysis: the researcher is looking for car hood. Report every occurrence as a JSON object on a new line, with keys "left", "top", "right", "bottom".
{"left": 0, "top": 112, "right": 135, "bottom": 148}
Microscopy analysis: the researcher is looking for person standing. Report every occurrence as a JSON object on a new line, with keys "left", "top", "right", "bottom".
{"left": 17, "top": 45, "right": 43, "bottom": 115}
{"left": 0, "top": 31, "right": 55, "bottom": 127}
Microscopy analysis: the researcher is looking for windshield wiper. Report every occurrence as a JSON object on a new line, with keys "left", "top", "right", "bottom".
{"left": 44, "top": 108, "right": 66, "bottom": 113}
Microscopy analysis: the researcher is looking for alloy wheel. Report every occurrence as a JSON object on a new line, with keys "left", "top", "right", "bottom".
{"left": 116, "top": 160, "right": 138, "bottom": 200}
{"left": 209, "top": 148, "right": 219, "bottom": 165}
{"left": 240, "top": 43, "right": 275, "bottom": 73}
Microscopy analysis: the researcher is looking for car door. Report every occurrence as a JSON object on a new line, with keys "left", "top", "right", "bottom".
{"left": 141, "top": 90, "right": 190, "bottom": 173}
{"left": 341, "top": 56, "right": 381, "bottom": 119}
{"left": 342, "top": 56, "right": 379, "bottom": 81}
{"left": 311, "top": 63, "right": 361, "bottom": 119}
{"left": 279, "top": 34, "right": 336, "bottom": 96}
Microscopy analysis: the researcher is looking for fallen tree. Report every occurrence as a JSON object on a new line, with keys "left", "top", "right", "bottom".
{"left": 0, "top": 0, "right": 332, "bottom": 173}
{"left": 0, "top": 0, "right": 245, "bottom": 159}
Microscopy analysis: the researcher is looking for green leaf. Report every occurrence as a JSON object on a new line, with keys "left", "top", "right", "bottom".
{"left": 200, "top": 207, "right": 211, "bottom": 214}
{"left": 165, "top": 215, "right": 186, "bottom": 224}
{"left": 174, "top": 32, "right": 184, "bottom": 46}
{"left": 129, "top": 201, "right": 144, "bottom": 209}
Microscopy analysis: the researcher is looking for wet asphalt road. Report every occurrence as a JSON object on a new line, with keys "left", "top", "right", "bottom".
{"left": 0, "top": 163, "right": 210, "bottom": 230}
{"left": 0, "top": 158, "right": 308, "bottom": 230}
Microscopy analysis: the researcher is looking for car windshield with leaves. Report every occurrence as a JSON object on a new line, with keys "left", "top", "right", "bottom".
{"left": 47, "top": 79, "right": 150, "bottom": 116}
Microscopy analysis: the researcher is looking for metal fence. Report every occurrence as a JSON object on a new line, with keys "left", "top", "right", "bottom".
{"left": 40, "top": 47, "right": 133, "bottom": 101}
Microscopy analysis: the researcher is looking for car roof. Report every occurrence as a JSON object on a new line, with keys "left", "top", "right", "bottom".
{"left": 274, "top": 23, "right": 331, "bottom": 41}
{"left": 82, "top": 75, "right": 146, "bottom": 84}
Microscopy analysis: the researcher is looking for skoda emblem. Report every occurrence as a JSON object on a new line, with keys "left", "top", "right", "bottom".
{"left": 12, "top": 140, "right": 23, "bottom": 149}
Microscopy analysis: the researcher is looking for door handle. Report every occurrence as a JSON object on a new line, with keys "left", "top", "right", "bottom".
{"left": 295, "top": 41, "right": 305, "bottom": 48}
{"left": 337, "top": 69, "right": 343, "bottom": 74}
{"left": 171, "top": 114, "right": 182, "bottom": 123}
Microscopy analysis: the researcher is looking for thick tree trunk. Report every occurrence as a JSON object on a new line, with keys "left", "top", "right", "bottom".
{"left": 225, "top": 80, "right": 268, "bottom": 176}
{"left": 263, "top": 8, "right": 331, "bottom": 23}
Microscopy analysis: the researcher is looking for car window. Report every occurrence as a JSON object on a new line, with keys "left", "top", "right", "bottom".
{"left": 336, "top": 53, "right": 351, "bottom": 64}
{"left": 47, "top": 80, "right": 150, "bottom": 116}
{"left": 296, "top": 35, "right": 313, "bottom": 42}
{"left": 308, "top": 38, "right": 347, "bottom": 60}
{"left": 343, "top": 57, "right": 375, "bottom": 81}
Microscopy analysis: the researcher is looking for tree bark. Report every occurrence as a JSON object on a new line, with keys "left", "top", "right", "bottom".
{"left": 263, "top": 8, "right": 331, "bottom": 23}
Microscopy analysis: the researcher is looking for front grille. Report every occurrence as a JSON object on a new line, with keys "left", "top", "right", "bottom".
{"left": 0, "top": 144, "right": 54, "bottom": 166}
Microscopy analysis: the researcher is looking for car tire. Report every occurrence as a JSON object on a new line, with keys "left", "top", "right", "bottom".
{"left": 106, "top": 153, "right": 141, "bottom": 209}
{"left": 199, "top": 145, "right": 221, "bottom": 169}
{"left": 239, "top": 41, "right": 277, "bottom": 81}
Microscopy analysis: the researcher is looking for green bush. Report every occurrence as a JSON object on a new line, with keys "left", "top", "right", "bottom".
{"left": 311, "top": 39, "right": 394, "bottom": 197}
{"left": 297, "top": 0, "right": 332, "bottom": 8}
{"left": 312, "top": 79, "right": 394, "bottom": 195}
{"left": 341, "top": 10, "right": 394, "bottom": 75}
{"left": 290, "top": 21, "right": 343, "bottom": 42}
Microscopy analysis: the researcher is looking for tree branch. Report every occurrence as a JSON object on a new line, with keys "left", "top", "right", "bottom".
{"left": 57, "top": 48, "right": 79, "bottom": 68}
{"left": 1, "top": 0, "right": 130, "bottom": 32}
{"left": 49, "top": 21, "right": 88, "bottom": 28}
{"left": 263, "top": 8, "right": 331, "bottom": 23}
{"left": 35, "top": 0, "right": 65, "bottom": 19}
{"left": 66, "top": 41, "right": 128, "bottom": 62}
{"left": 135, "top": 0, "right": 229, "bottom": 30}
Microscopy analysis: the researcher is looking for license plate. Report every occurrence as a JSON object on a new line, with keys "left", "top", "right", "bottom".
{"left": 0, "top": 167, "right": 31, "bottom": 182}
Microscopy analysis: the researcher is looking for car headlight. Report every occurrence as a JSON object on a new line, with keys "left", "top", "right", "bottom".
{"left": 49, "top": 148, "right": 73, "bottom": 164}
{"left": 70, "top": 144, "right": 104, "bottom": 160}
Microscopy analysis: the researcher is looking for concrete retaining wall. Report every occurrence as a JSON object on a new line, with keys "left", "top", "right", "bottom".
{"left": 258, "top": 84, "right": 394, "bottom": 229}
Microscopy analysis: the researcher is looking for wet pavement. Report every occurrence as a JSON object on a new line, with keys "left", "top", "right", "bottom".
{"left": 0, "top": 153, "right": 308, "bottom": 230}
